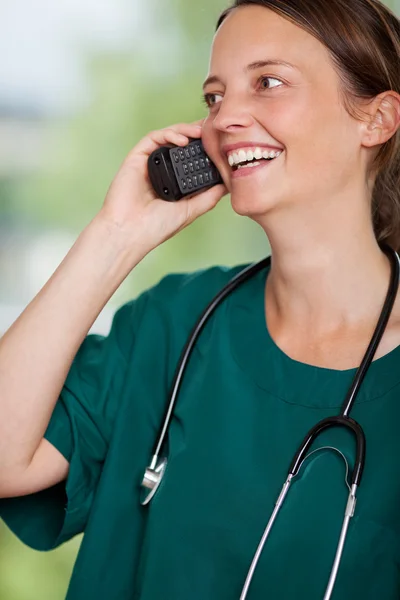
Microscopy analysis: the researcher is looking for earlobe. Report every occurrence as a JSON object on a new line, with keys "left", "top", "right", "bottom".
{"left": 362, "top": 91, "right": 400, "bottom": 148}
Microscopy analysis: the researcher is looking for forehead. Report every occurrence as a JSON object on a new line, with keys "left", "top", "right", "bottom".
{"left": 209, "top": 5, "right": 328, "bottom": 72}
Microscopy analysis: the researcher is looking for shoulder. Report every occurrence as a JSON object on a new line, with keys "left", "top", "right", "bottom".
{"left": 110, "top": 263, "right": 251, "bottom": 351}
{"left": 148, "top": 262, "right": 251, "bottom": 311}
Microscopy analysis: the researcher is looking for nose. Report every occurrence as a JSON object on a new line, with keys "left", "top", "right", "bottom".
{"left": 211, "top": 93, "right": 255, "bottom": 133}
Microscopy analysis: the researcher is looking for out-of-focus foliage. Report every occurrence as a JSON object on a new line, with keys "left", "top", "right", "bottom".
{"left": 11, "top": 0, "right": 267, "bottom": 305}
{"left": 0, "top": 1, "right": 266, "bottom": 598}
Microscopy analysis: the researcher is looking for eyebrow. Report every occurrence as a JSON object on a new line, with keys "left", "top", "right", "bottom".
{"left": 202, "top": 59, "right": 298, "bottom": 91}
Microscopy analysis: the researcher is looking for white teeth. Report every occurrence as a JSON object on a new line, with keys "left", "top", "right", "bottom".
{"left": 237, "top": 161, "right": 261, "bottom": 169}
{"left": 227, "top": 147, "right": 282, "bottom": 167}
{"left": 238, "top": 149, "right": 247, "bottom": 163}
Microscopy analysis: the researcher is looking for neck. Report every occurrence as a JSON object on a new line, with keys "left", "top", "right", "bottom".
{"left": 259, "top": 193, "right": 392, "bottom": 334}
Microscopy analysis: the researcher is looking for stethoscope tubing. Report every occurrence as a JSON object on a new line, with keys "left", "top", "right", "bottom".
{"left": 339, "top": 245, "right": 400, "bottom": 417}
{"left": 239, "top": 244, "right": 400, "bottom": 598}
{"left": 141, "top": 244, "right": 400, "bottom": 599}
{"left": 289, "top": 416, "right": 365, "bottom": 486}
{"left": 150, "top": 256, "right": 271, "bottom": 467}
{"left": 149, "top": 244, "right": 399, "bottom": 471}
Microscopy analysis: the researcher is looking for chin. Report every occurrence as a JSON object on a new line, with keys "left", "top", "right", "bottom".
{"left": 230, "top": 192, "right": 278, "bottom": 218}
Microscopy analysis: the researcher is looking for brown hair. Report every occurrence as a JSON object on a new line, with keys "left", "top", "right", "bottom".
{"left": 217, "top": 0, "right": 400, "bottom": 250}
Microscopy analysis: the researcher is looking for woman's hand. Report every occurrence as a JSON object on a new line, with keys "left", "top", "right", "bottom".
{"left": 98, "top": 120, "right": 227, "bottom": 253}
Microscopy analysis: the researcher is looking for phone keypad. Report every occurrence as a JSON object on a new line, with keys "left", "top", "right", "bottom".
{"left": 170, "top": 141, "right": 222, "bottom": 195}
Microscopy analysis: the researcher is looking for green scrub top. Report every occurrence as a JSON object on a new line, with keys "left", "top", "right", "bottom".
{"left": 1, "top": 261, "right": 400, "bottom": 600}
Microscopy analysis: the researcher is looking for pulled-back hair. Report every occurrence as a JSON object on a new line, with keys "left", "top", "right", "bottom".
{"left": 217, "top": 0, "right": 400, "bottom": 250}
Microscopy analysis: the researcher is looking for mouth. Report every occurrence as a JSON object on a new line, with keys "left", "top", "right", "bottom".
{"left": 231, "top": 155, "right": 278, "bottom": 172}
{"left": 230, "top": 150, "right": 283, "bottom": 178}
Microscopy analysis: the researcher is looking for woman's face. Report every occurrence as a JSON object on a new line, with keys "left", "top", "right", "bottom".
{"left": 201, "top": 5, "right": 366, "bottom": 219}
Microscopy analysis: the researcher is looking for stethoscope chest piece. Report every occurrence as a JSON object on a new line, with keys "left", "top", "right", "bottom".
{"left": 141, "top": 456, "right": 168, "bottom": 506}
{"left": 139, "top": 245, "right": 400, "bottom": 599}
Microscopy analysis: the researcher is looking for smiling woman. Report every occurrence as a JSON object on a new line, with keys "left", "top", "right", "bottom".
{"left": 0, "top": 1, "right": 399, "bottom": 600}
{"left": 202, "top": 1, "right": 400, "bottom": 234}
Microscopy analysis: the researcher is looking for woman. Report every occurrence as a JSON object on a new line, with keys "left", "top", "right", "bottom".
{"left": 0, "top": 0, "right": 399, "bottom": 598}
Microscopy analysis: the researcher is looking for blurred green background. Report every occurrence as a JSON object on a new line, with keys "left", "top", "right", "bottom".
{"left": 0, "top": 0, "right": 398, "bottom": 597}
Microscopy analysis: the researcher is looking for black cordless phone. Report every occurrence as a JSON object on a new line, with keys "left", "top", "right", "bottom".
{"left": 148, "top": 139, "right": 223, "bottom": 201}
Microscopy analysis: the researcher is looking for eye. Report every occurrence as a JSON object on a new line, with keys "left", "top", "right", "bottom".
{"left": 258, "top": 76, "right": 283, "bottom": 90}
{"left": 202, "top": 76, "right": 283, "bottom": 108}
{"left": 202, "top": 92, "right": 223, "bottom": 108}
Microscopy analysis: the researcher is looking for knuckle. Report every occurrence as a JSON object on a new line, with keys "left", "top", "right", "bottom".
{"left": 163, "top": 124, "right": 186, "bottom": 134}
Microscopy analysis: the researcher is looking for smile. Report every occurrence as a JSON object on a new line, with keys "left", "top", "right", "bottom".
{"left": 230, "top": 150, "right": 283, "bottom": 178}
{"left": 228, "top": 148, "right": 283, "bottom": 170}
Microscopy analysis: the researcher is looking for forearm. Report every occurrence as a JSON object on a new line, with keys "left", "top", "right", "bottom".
{"left": 0, "top": 213, "right": 148, "bottom": 474}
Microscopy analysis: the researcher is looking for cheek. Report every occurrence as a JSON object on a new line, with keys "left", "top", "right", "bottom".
{"left": 275, "top": 97, "right": 355, "bottom": 171}
{"left": 201, "top": 120, "right": 218, "bottom": 160}
{"left": 201, "top": 120, "right": 232, "bottom": 187}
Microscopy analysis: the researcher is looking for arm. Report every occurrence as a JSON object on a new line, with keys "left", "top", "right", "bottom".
{"left": 0, "top": 216, "right": 145, "bottom": 497}
{"left": 0, "top": 120, "right": 226, "bottom": 499}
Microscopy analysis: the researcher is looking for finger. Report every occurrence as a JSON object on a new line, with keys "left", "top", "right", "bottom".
{"left": 191, "top": 118, "right": 205, "bottom": 127}
{"left": 134, "top": 123, "right": 203, "bottom": 157}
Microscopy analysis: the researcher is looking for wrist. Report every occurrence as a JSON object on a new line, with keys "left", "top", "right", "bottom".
{"left": 89, "top": 211, "right": 152, "bottom": 262}
{"left": 78, "top": 213, "right": 151, "bottom": 284}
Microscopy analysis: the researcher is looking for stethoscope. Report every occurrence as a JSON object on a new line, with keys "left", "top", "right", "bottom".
{"left": 141, "top": 243, "right": 400, "bottom": 599}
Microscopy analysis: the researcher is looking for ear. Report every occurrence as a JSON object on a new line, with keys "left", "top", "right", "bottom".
{"left": 361, "top": 91, "right": 400, "bottom": 148}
